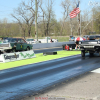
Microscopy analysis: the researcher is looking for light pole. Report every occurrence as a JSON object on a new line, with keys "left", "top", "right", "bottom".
{"left": 35, "top": 0, "right": 38, "bottom": 41}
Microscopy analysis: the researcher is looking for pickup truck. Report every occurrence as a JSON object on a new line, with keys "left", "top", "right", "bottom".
{"left": 80, "top": 35, "right": 100, "bottom": 57}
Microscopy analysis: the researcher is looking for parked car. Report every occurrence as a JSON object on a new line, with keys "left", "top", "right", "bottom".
{"left": 69, "top": 36, "right": 75, "bottom": 41}
{"left": 83, "top": 35, "right": 90, "bottom": 40}
{"left": 79, "top": 35, "right": 100, "bottom": 57}
{"left": 0, "top": 38, "right": 33, "bottom": 54}
{"left": 26, "top": 38, "right": 36, "bottom": 44}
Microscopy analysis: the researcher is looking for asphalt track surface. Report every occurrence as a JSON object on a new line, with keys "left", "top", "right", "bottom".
{"left": 33, "top": 47, "right": 62, "bottom": 54}
{"left": 0, "top": 48, "right": 100, "bottom": 100}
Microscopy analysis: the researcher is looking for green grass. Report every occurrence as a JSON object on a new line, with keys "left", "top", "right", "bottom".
{"left": 0, "top": 50, "right": 81, "bottom": 70}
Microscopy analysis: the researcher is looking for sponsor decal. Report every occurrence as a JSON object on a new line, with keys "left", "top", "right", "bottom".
{"left": 4, "top": 53, "right": 19, "bottom": 60}
{"left": 20, "top": 52, "right": 34, "bottom": 58}
{"left": 0, "top": 50, "right": 35, "bottom": 63}
{"left": 21, "top": 45, "right": 23, "bottom": 48}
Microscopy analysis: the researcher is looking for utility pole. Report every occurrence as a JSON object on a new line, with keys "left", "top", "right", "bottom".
{"left": 35, "top": 0, "right": 38, "bottom": 41}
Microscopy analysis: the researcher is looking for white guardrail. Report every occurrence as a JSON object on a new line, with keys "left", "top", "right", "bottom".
{"left": 33, "top": 41, "right": 75, "bottom": 49}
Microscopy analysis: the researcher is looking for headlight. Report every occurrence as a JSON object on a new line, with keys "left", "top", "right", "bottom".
{"left": 79, "top": 41, "right": 81, "bottom": 45}
{"left": 97, "top": 41, "right": 100, "bottom": 44}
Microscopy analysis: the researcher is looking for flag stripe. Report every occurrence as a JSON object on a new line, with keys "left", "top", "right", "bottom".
{"left": 69, "top": 2, "right": 80, "bottom": 18}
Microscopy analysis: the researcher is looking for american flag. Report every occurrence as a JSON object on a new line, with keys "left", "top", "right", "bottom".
{"left": 69, "top": 2, "right": 80, "bottom": 18}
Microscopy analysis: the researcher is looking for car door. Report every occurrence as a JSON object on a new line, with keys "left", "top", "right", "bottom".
{"left": 20, "top": 39, "right": 27, "bottom": 50}
{"left": 16, "top": 39, "right": 24, "bottom": 51}
{"left": 13, "top": 39, "right": 21, "bottom": 51}
{"left": 11, "top": 38, "right": 18, "bottom": 49}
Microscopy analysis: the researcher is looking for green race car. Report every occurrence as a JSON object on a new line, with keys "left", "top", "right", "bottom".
{"left": 0, "top": 38, "right": 33, "bottom": 54}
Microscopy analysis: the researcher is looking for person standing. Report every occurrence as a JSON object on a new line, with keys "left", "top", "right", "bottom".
{"left": 50, "top": 38, "right": 53, "bottom": 43}
{"left": 75, "top": 40, "right": 80, "bottom": 50}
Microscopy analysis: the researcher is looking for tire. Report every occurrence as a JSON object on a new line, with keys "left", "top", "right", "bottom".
{"left": 11, "top": 48, "right": 16, "bottom": 52}
{"left": 89, "top": 53, "right": 94, "bottom": 56}
{"left": 26, "top": 47, "right": 30, "bottom": 51}
{"left": 62, "top": 45, "right": 65, "bottom": 50}
{"left": 81, "top": 50, "right": 85, "bottom": 57}
{"left": 0, "top": 51, "right": 1, "bottom": 55}
{"left": 99, "top": 52, "right": 100, "bottom": 56}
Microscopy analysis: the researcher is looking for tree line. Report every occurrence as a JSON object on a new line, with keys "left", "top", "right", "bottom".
{"left": 0, "top": 0, "right": 100, "bottom": 38}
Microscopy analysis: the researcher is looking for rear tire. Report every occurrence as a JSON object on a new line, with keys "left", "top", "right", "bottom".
{"left": 0, "top": 51, "right": 1, "bottom": 55}
{"left": 89, "top": 53, "right": 94, "bottom": 56}
{"left": 81, "top": 50, "right": 85, "bottom": 57}
{"left": 26, "top": 47, "right": 30, "bottom": 51}
{"left": 99, "top": 52, "right": 100, "bottom": 56}
{"left": 11, "top": 48, "right": 16, "bottom": 52}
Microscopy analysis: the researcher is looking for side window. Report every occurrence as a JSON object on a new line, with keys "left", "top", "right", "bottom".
{"left": 11, "top": 39, "right": 17, "bottom": 42}
{"left": 18, "top": 39, "right": 21, "bottom": 42}
{"left": 20, "top": 39, "right": 25, "bottom": 43}
{"left": 96, "top": 36, "right": 100, "bottom": 40}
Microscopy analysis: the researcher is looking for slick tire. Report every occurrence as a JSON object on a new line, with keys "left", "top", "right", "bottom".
{"left": 99, "top": 52, "right": 100, "bottom": 57}
{"left": 12, "top": 48, "right": 16, "bottom": 52}
{"left": 81, "top": 50, "right": 85, "bottom": 57}
{"left": 89, "top": 53, "right": 94, "bottom": 57}
{"left": 26, "top": 47, "right": 30, "bottom": 51}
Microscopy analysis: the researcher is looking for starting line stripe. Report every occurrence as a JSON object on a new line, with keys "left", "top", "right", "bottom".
{"left": 91, "top": 68, "right": 100, "bottom": 73}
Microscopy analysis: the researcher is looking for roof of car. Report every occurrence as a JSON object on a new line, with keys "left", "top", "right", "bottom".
{"left": 7, "top": 37, "right": 23, "bottom": 39}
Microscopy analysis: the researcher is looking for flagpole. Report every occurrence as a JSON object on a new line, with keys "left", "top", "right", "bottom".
{"left": 70, "top": 18, "right": 73, "bottom": 36}
{"left": 79, "top": 0, "right": 81, "bottom": 36}
{"left": 80, "top": 11, "right": 81, "bottom": 36}
{"left": 69, "top": 0, "right": 81, "bottom": 36}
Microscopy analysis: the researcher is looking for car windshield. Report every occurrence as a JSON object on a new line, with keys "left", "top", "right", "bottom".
{"left": 3, "top": 38, "right": 17, "bottom": 43}
{"left": 27, "top": 39, "right": 34, "bottom": 41}
{"left": 3, "top": 38, "right": 11, "bottom": 43}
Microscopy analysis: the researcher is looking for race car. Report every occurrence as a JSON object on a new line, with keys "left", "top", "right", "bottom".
{"left": 0, "top": 38, "right": 33, "bottom": 54}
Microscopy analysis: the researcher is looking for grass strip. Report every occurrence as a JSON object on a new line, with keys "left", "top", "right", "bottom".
{"left": 0, "top": 50, "right": 81, "bottom": 70}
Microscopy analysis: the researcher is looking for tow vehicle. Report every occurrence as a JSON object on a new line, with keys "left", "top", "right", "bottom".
{"left": 79, "top": 35, "right": 100, "bottom": 57}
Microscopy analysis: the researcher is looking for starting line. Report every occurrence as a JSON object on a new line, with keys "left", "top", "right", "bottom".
{"left": 0, "top": 50, "right": 36, "bottom": 63}
{"left": 91, "top": 68, "right": 100, "bottom": 73}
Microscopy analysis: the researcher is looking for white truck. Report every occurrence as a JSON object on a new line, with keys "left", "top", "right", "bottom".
{"left": 35, "top": 37, "right": 58, "bottom": 43}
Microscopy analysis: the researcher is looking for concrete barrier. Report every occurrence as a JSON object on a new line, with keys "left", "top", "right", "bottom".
{"left": 0, "top": 50, "right": 36, "bottom": 63}
{"left": 33, "top": 41, "right": 75, "bottom": 49}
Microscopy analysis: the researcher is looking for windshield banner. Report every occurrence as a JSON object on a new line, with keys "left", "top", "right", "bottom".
{"left": 0, "top": 50, "right": 36, "bottom": 63}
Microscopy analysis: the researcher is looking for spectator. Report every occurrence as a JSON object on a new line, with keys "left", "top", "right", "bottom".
{"left": 75, "top": 40, "right": 80, "bottom": 50}
{"left": 50, "top": 38, "right": 53, "bottom": 43}
{"left": 87, "top": 36, "right": 89, "bottom": 40}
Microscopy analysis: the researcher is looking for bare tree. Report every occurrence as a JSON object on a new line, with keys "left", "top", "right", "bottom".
{"left": 39, "top": 0, "right": 55, "bottom": 36}
{"left": 60, "top": 0, "right": 71, "bottom": 35}
{"left": 61, "top": 0, "right": 82, "bottom": 36}
{"left": 11, "top": 1, "right": 35, "bottom": 38}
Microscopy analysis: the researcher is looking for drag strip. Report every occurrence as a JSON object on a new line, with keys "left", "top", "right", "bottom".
{"left": 33, "top": 46, "right": 62, "bottom": 54}
{"left": 0, "top": 53, "right": 100, "bottom": 100}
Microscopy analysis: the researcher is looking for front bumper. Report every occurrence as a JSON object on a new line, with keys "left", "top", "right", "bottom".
{"left": 80, "top": 44, "right": 100, "bottom": 52}
{"left": 0, "top": 47, "right": 12, "bottom": 52}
